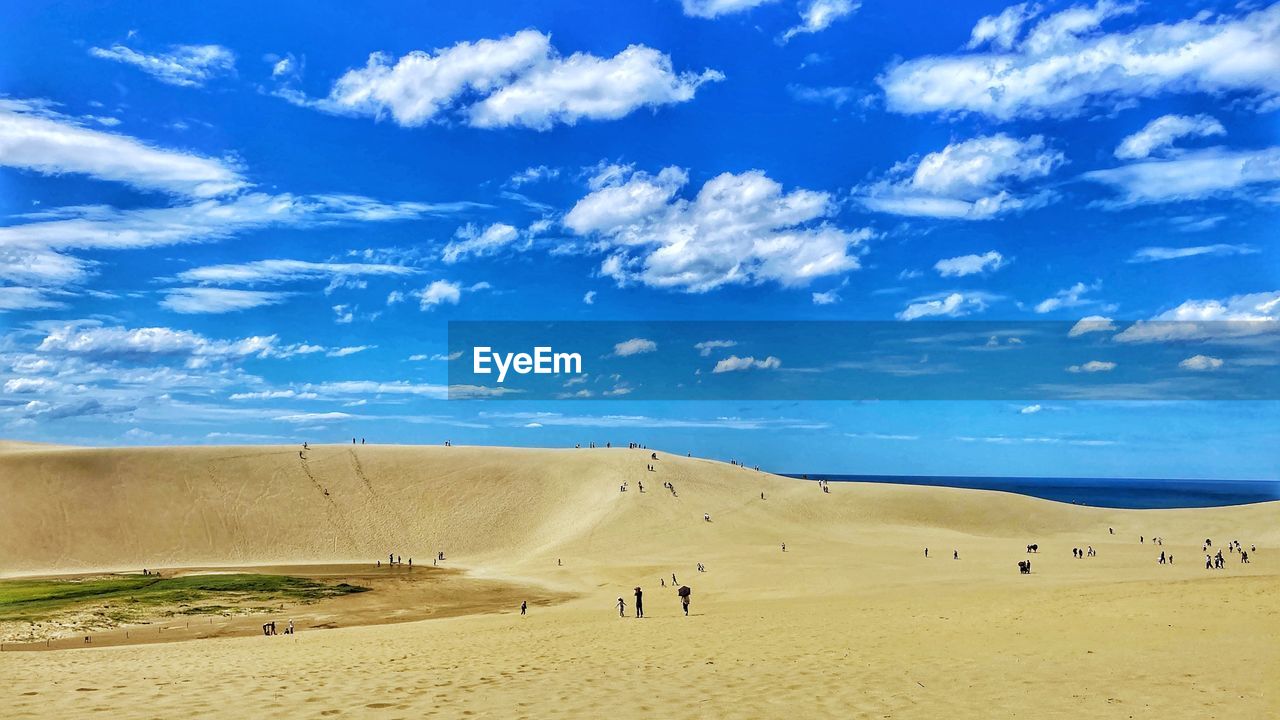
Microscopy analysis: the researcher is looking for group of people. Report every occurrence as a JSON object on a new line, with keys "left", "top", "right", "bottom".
{"left": 378, "top": 553, "right": 412, "bottom": 568}
{"left": 261, "top": 619, "right": 294, "bottom": 636}
{"left": 816, "top": 479, "right": 832, "bottom": 494}
{"left": 617, "top": 584, "right": 691, "bottom": 617}
{"left": 1071, "top": 546, "right": 1095, "bottom": 558}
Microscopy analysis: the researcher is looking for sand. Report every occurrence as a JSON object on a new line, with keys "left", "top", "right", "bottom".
{"left": 1, "top": 443, "right": 1277, "bottom": 718}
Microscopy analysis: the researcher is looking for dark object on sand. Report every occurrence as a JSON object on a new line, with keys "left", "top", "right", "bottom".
{"left": 678, "top": 585, "right": 691, "bottom": 597}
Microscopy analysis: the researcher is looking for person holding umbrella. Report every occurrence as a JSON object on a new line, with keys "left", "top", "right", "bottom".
{"left": 678, "top": 585, "right": 691, "bottom": 616}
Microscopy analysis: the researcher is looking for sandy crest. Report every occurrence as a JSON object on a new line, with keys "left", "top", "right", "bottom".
{"left": 1, "top": 444, "right": 1277, "bottom": 718}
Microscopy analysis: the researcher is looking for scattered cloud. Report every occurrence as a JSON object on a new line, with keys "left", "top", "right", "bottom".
{"left": 1115, "top": 291, "right": 1280, "bottom": 343}
{"left": 89, "top": 43, "right": 236, "bottom": 87}
{"left": 681, "top": 0, "right": 777, "bottom": 19}
{"left": 1019, "top": 403, "right": 1042, "bottom": 414}
{"left": 287, "top": 30, "right": 723, "bottom": 130}
{"left": 415, "top": 280, "right": 462, "bottom": 310}
{"left": 858, "top": 134, "right": 1062, "bottom": 219}
{"left": 1067, "top": 360, "right": 1116, "bottom": 373}
{"left": 176, "top": 259, "right": 420, "bottom": 285}
{"left": 1179, "top": 354, "right": 1224, "bottom": 371}
{"left": 695, "top": 340, "right": 737, "bottom": 356}
{"left": 880, "top": 3, "right": 1280, "bottom": 120}
{"left": 160, "top": 287, "right": 291, "bottom": 314}
{"left": 783, "top": 0, "right": 860, "bottom": 42}
{"left": 897, "top": 292, "right": 992, "bottom": 320}
{"left": 812, "top": 289, "right": 840, "bottom": 305}
{"left": 787, "top": 84, "right": 856, "bottom": 107}
{"left": 1067, "top": 315, "right": 1115, "bottom": 337}
{"left": 566, "top": 165, "right": 872, "bottom": 292}
{"left": 1035, "top": 281, "right": 1100, "bottom": 314}
{"left": 934, "top": 250, "right": 1006, "bottom": 277}
{"left": 0, "top": 98, "right": 245, "bottom": 197}
{"left": 442, "top": 222, "right": 520, "bottom": 263}
{"left": 509, "top": 165, "right": 559, "bottom": 187}
{"left": 1115, "top": 114, "right": 1226, "bottom": 160}
{"left": 1127, "top": 244, "right": 1258, "bottom": 263}
{"left": 712, "top": 355, "right": 782, "bottom": 372}
{"left": 1083, "top": 147, "right": 1280, "bottom": 207}
{"left": 613, "top": 338, "right": 658, "bottom": 357}
{"left": 583, "top": 290, "right": 597, "bottom": 305}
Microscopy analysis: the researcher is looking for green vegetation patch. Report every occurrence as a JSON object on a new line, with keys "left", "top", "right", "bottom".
{"left": 0, "top": 573, "right": 368, "bottom": 624}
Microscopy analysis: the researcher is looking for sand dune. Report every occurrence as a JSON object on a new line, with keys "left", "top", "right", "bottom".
{"left": 1, "top": 443, "right": 1277, "bottom": 718}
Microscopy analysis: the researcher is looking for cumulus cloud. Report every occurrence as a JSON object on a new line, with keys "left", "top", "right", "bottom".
{"left": 1019, "top": 403, "right": 1043, "bottom": 414}
{"left": 812, "top": 289, "right": 840, "bottom": 305}
{"left": 89, "top": 43, "right": 236, "bottom": 87}
{"left": 292, "top": 30, "right": 722, "bottom": 130}
{"left": 0, "top": 99, "right": 245, "bottom": 197}
{"left": 858, "top": 134, "right": 1062, "bottom": 219}
{"left": 1127, "top": 244, "right": 1258, "bottom": 263}
{"left": 583, "top": 290, "right": 596, "bottom": 305}
{"left": 414, "top": 279, "right": 463, "bottom": 310}
{"left": 1067, "top": 360, "right": 1116, "bottom": 373}
{"left": 681, "top": 0, "right": 777, "bottom": 19}
{"left": 695, "top": 339, "right": 737, "bottom": 356}
{"left": 1114, "top": 291, "right": 1280, "bottom": 343}
{"left": 880, "top": 3, "right": 1280, "bottom": 120}
{"left": 896, "top": 292, "right": 992, "bottom": 320}
{"left": 613, "top": 338, "right": 658, "bottom": 357}
{"left": 35, "top": 324, "right": 283, "bottom": 369}
{"left": 1035, "top": 281, "right": 1100, "bottom": 314}
{"left": 442, "top": 223, "right": 520, "bottom": 263}
{"left": 712, "top": 355, "right": 782, "bottom": 372}
{"left": 565, "top": 165, "right": 872, "bottom": 292}
{"left": 161, "top": 288, "right": 291, "bottom": 314}
{"left": 1115, "top": 114, "right": 1226, "bottom": 160}
{"left": 1180, "top": 354, "right": 1224, "bottom": 371}
{"left": 1067, "top": 315, "right": 1116, "bottom": 337}
{"left": 782, "top": 0, "right": 860, "bottom": 42}
{"left": 934, "top": 250, "right": 1006, "bottom": 277}
{"left": 1082, "top": 147, "right": 1280, "bottom": 207}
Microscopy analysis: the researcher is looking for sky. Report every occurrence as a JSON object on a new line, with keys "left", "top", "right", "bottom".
{"left": 0, "top": 0, "right": 1278, "bottom": 479}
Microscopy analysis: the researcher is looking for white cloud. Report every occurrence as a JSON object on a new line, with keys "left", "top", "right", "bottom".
{"left": 298, "top": 30, "right": 722, "bottom": 130}
{"left": 1067, "top": 315, "right": 1115, "bottom": 337}
{"left": 859, "top": 134, "right": 1062, "bottom": 219}
{"left": 897, "top": 292, "right": 991, "bottom": 320}
{"left": 161, "top": 288, "right": 291, "bottom": 314}
{"left": 613, "top": 338, "right": 657, "bottom": 357}
{"left": 176, "top": 259, "right": 420, "bottom": 285}
{"left": 1067, "top": 360, "right": 1116, "bottom": 373}
{"left": 327, "top": 345, "right": 374, "bottom": 358}
{"left": 880, "top": 3, "right": 1280, "bottom": 120}
{"left": 934, "top": 250, "right": 1006, "bottom": 277}
{"left": 783, "top": 0, "right": 860, "bottom": 42}
{"left": 565, "top": 165, "right": 871, "bottom": 292}
{"left": 712, "top": 355, "right": 782, "bottom": 373}
{"left": 229, "top": 389, "right": 318, "bottom": 401}
{"left": 583, "top": 290, "right": 597, "bottom": 305}
{"left": 695, "top": 339, "right": 737, "bottom": 356}
{"left": 273, "top": 412, "right": 354, "bottom": 423}
{"left": 0, "top": 286, "right": 65, "bottom": 312}
{"left": 415, "top": 279, "right": 462, "bottom": 310}
{"left": 681, "top": 0, "right": 777, "bottom": 19}
{"left": 967, "top": 2, "right": 1039, "bottom": 51}
{"left": 35, "top": 324, "right": 281, "bottom": 368}
{"left": 1115, "top": 114, "right": 1226, "bottom": 160}
{"left": 1114, "top": 291, "right": 1280, "bottom": 343}
{"left": 1127, "top": 244, "right": 1258, "bottom": 263}
{"left": 89, "top": 43, "right": 236, "bottom": 87}
{"left": 1179, "top": 354, "right": 1224, "bottom": 371}
{"left": 1082, "top": 147, "right": 1280, "bottom": 207}
{"left": 788, "top": 85, "right": 857, "bottom": 109}
{"left": 0, "top": 99, "right": 245, "bottom": 197}
{"left": 812, "top": 289, "right": 841, "bottom": 305}
{"left": 1019, "top": 403, "right": 1043, "bottom": 414}
{"left": 1035, "top": 281, "right": 1099, "bottom": 314}
{"left": 442, "top": 222, "right": 520, "bottom": 263}
{"left": 509, "top": 165, "right": 559, "bottom": 186}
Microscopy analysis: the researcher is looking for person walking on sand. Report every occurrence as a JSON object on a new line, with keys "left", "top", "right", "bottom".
{"left": 924, "top": 547, "right": 928, "bottom": 558}
{"left": 521, "top": 601, "right": 527, "bottom": 616}
{"left": 634, "top": 587, "right": 644, "bottom": 618}
{"left": 781, "top": 542, "right": 786, "bottom": 552}
{"left": 679, "top": 587, "right": 691, "bottom": 616}
{"left": 617, "top": 598, "right": 626, "bottom": 617}
{"left": 288, "top": 619, "right": 294, "bottom": 635}
{"left": 672, "top": 573, "right": 678, "bottom": 585}
{"left": 954, "top": 550, "right": 959, "bottom": 560}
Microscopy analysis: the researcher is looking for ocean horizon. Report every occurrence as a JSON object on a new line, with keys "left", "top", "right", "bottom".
{"left": 784, "top": 474, "right": 1280, "bottom": 509}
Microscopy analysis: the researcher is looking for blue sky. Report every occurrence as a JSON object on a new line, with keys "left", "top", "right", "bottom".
{"left": 1, "top": 0, "right": 1278, "bottom": 478}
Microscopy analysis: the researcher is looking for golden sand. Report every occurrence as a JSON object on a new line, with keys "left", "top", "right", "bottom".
{"left": 1, "top": 444, "right": 1277, "bottom": 718}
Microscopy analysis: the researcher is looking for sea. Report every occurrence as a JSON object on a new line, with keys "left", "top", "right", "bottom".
{"left": 783, "top": 474, "right": 1280, "bottom": 509}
